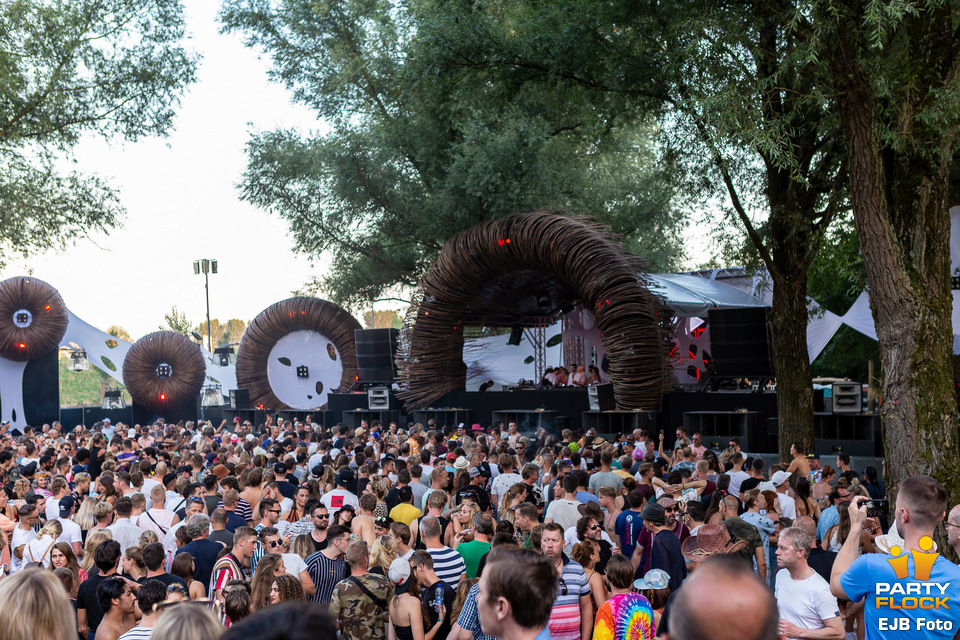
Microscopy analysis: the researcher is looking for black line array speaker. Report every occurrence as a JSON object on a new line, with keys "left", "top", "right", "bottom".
{"left": 230, "top": 389, "right": 250, "bottom": 409}
{"left": 587, "top": 383, "right": 616, "bottom": 411}
{"left": 355, "top": 328, "right": 399, "bottom": 383}
{"left": 831, "top": 382, "right": 862, "bottom": 414}
{"left": 707, "top": 308, "right": 774, "bottom": 378}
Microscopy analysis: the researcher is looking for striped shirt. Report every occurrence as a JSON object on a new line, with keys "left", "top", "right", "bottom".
{"left": 426, "top": 546, "right": 465, "bottom": 589}
{"left": 118, "top": 626, "right": 154, "bottom": 640}
{"left": 305, "top": 550, "right": 348, "bottom": 606}
{"left": 548, "top": 558, "right": 590, "bottom": 640}
{"left": 217, "top": 497, "right": 253, "bottom": 523}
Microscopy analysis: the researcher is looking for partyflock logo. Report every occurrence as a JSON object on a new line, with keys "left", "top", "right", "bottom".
{"left": 874, "top": 536, "right": 952, "bottom": 632}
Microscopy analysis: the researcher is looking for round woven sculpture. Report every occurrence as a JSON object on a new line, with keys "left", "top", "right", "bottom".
{"left": 396, "top": 210, "right": 669, "bottom": 411}
{"left": 123, "top": 332, "right": 207, "bottom": 411}
{"left": 235, "top": 297, "right": 362, "bottom": 410}
{"left": 0, "top": 277, "right": 69, "bottom": 361}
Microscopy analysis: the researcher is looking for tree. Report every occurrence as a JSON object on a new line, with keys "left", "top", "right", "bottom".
{"left": 810, "top": 0, "right": 960, "bottom": 500}
{"left": 160, "top": 306, "right": 194, "bottom": 336}
{"left": 106, "top": 325, "right": 133, "bottom": 344}
{"left": 0, "top": 0, "right": 198, "bottom": 266}
{"left": 363, "top": 310, "right": 403, "bottom": 330}
{"left": 198, "top": 318, "right": 248, "bottom": 346}
{"left": 414, "top": 0, "right": 845, "bottom": 453}
{"left": 219, "top": 0, "right": 685, "bottom": 308}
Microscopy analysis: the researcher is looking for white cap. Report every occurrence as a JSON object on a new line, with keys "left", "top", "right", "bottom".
{"left": 771, "top": 471, "right": 791, "bottom": 486}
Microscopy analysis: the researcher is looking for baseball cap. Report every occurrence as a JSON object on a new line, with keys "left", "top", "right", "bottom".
{"left": 771, "top": 471, "right": 791, "bottom": 486}
{"left": 389, "top": 558, "right": 411, "bottom": 595}
{"left": 58, "top": 496, "right": 75, "bottom": 518}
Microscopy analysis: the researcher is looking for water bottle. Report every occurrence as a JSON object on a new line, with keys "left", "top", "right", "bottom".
{"left": 433, "top": 586, "right": 443, "bottom": 614}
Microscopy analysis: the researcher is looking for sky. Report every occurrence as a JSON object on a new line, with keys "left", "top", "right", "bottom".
{"left": 2, "top": 3, "right": 333, "bottom": 341}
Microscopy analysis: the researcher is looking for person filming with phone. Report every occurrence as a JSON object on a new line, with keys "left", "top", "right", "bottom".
{"left": 831, "top": 476, "right": 960, "bottom": 640}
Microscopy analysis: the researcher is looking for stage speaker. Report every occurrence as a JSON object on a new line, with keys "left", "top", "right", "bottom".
{"left": 707, "top": 308, "right": 774, "bottom": 378}
{"left": 588, "top": 384, "right": 616, "bottom": 411}
{"left": 831, "top": 382, "right": 862, "bottom": 414}
{"left": 230, "top": 389, "right": 250, "bottom": 410}
{"left": 356, "top": 328, "right": 399, "bottom": 383}
{"left": 368, "top": 387, "right": 390, "bottom": 410}
{"left": 507, "top": 327, "right": 523, "bottom": 346}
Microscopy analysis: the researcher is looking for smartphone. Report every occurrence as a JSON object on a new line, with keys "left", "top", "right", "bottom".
{"left": 864, "top": 499, "right": 889, "bottom": 518}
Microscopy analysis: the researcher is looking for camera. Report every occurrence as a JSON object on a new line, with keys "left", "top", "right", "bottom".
{"left": 864, "top": 499, "right": 888, "bottom": 518}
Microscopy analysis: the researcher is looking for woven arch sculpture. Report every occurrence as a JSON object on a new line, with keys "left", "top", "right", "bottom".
{"left": 0, "top": 277, "right": 69, "bottom": 361}
{"left": 123, "top": 332, "right": 207, "bottom": 412}
{"left": 235, "top": 297, "right": 362, "bottom": 410}
{"left": 396, "top": 210, "right": 669, "bottom": 411}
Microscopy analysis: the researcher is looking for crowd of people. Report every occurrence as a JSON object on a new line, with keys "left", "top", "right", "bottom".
{"left": 0, "top": 415, "right": 955, "bottom": 640}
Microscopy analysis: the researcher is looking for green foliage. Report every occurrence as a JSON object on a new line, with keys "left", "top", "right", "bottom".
{"left": 198, "top": 318, "right": 249, "bottom": 346}
{"left": 363, "top": 310, "right": 403, "bottom": 330}
{"left": 59, "top": 356, "right": 131, "bottom": 407}
{"left": 160, "top": 306, "right": 194, "bottom": 336}
{"left": 106, "top": 325, "right": 133, "bottom": 344}
{"left": 0, "top": 0, "right": 198, "bottom": 267}
{"left": 220, "top": 0, "right": 685, "bottom": 307}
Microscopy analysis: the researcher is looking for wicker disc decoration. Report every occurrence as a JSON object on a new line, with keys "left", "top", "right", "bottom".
{"left": 123, "top": 332, "right": 207, "bottom": 412}
{"left": 0, "top": 277, "right": 69, "bottom": 361}
{"left": 396, "top": 210, "right": 670, "bottom": 412}
{"left": 235, "top": 297, "right": 362, "bottom": 410}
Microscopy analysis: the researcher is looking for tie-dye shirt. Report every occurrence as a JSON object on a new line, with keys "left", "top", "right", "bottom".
{"left": 592, "top": 593, "right": 655, "bottom": 640}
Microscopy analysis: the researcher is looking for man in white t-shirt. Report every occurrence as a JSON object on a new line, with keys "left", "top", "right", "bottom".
{"left": 10, "top": 504, "right": 38, "bottom": 572}
{"left": 321, "top": 469, "right": 359, "bottom": 518}
{"left": 56, "top": 496, "right": 84, "bottom": 558}
{"left": 724, "top": 452, "right": 750, "bottom": 498}
{"left": 489, "top": 454, "right": 522, "bottom": 510}
{"left": 774, "top": 526, "right": 843, "bottom": 640}
{"left": 771, "top": 471, "right": 798, "bottom": 520}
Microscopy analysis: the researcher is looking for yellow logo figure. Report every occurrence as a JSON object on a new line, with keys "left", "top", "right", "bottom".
{"left": 887, "top": 536, "right": 939, "bottom": 581}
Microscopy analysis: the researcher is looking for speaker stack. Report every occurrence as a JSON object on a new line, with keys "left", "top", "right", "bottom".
{"left": 587, "top": 383, "right": 616, "bottom": 411}
{"left": 355, "top": 329, "right": 399, "bottom": 383}
{"left": 707, "top": 308, "right": 774, "bottom": 378}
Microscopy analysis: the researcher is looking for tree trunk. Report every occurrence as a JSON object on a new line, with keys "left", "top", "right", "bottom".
{"left": 837, "top": 62, "right": 960, "bottom": 511}
{"left": 768, "top": 270, "right": 815, "bottom": 460}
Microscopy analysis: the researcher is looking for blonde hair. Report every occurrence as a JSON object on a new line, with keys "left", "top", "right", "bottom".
{"left": 0, "top": 569, "right": 76, "bottom": 640}
{"left": 74, "top": 497, "right": 99, "bottom": 531}
{"left": 81, "top": 529, "right": 113, "bottom": 573}
{"left": 38, "top": 519, "right": 63, "bottom": 540}
{"left": 369, "top": 535, "right": 397, "bottom": 573}
{"left": 289, "top": 535, "right": 314, "bottom": 560}
{"left": 152, "top": 603, "right": 222, "bottom": 640}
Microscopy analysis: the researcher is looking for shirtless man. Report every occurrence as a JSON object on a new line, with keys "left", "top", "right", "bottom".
{"left": 784, "top": 441, "right": 811, "bottom": 484}
{"left": 351, "top": 493, "right": 377, "bottom": 545}
{"left": 240, "top": 468, "right": 263, "bottom": 525}
{"left": 95, "top": 576, "right": 138, "bottom": 640}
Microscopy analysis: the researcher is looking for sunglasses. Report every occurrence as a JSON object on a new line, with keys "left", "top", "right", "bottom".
{"left": 268, "top": 540, "right": 282, "bottom": 547}
{"left": 589, "top": 524, "right": 601, "bottom": 531}
{"left": 558, "top": 577, "right": 568, "bottom": 596}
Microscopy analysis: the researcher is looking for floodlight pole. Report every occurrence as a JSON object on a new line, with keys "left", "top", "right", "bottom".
{"left": 194, "top": 259, "right": 218, "bottom": 352}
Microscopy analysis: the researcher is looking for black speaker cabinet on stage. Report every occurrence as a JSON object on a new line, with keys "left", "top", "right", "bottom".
{"left": 707, "top": 308, "right": 774, "bottom": 378}
{"left": 355, "top": 328, "right": 399, "bottom": 383}
{"left": 19, "top": 350, "right": 59, "bottom": 426}
{"left": 230, "top": 389, "right": 250, "bottom": 409}
{"left": 587, "top": 384, "right": 616, "bottom": 411}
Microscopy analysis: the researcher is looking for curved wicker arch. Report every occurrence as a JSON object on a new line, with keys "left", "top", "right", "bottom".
{"left": 123, "top": 332, "right": 207, "bottom": 411}
{"left": 0, "top": 277, "right": 69, "bottom": 361}
{"left": 235, "top": 297, "right": 362, "bottom": 410}
{"left": 397, "top": 211, "right": 668, "bottom": 411}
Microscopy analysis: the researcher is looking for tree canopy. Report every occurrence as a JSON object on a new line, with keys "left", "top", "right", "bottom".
{"left": 0, "top": 0, "right": 198, "bottom": 266}
{"left": 219, "top": 0, "right": 685, "bottom": 308}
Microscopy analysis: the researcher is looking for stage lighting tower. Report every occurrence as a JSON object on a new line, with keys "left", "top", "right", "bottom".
{"left": 193, "top": 259, "right": 218, "bottom": 352}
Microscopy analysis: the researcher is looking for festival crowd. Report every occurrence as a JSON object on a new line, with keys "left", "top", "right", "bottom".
{"left": 0, "top": 416, "right": 956, "bottom": 640}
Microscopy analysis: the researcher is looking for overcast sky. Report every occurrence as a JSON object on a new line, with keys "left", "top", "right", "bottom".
{"left": 3, "top": 2, "right": 335, "bottom": 341}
